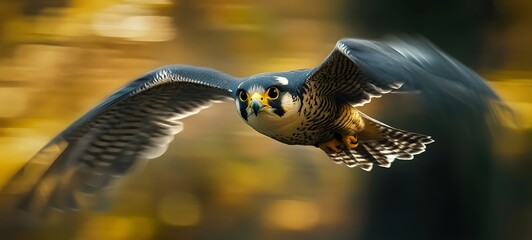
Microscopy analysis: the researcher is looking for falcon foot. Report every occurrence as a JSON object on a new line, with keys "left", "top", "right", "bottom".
{"left": 342, "top": 135, "right": 359, "bottom": 149}
{"left": 318, "top": 138, "right": 343, "bottom": 154}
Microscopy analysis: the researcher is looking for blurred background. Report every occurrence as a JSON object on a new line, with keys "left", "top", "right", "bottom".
{"left": 0, "top": 0, "right": 530, "bottom": 239}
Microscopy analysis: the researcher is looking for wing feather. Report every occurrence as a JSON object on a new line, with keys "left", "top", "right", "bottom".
{"left": 305, "top": 36, "right": 505, "bottom": 170}
{"left": 0, "top": 65, "right": 241, "bottom": 221}
{"left": 305, "top": 37, "right": 503, "bottom": 108}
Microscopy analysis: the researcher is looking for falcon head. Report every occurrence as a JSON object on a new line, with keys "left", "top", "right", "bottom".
{"left": 234, "top": 74, "right": 301, "bottom": 130}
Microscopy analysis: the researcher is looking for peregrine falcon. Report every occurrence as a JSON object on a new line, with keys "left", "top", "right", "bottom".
{"left": 2, "top": 37, "right": 504, "bottom": 213}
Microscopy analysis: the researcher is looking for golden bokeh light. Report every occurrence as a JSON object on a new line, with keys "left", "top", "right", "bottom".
{"left": 263, "top": 199, "right": 320, "bottom": 231}
{"left": 0, "top": 87, "right": 28, "bottom": 118}
{"left": 75, "top": 215, "right": 154, "bottom": 240}
{"left": 157, "top": 192, "right": 202, "bottom": 226}
{"left": 91, "top": 4, "right": 175, "bottom": 42}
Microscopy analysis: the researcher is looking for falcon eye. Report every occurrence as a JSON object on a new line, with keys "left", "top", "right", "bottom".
{"left": 239, "top": 90, "right": 248, "bottom": 102}
{"left": 267, "top": 87, "right": 279, "bottom": 100}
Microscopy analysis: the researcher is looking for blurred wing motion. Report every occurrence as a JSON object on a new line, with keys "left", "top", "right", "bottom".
{"left": 335, "top": 37, "right": 511, "bottom": 111}
{"left": 0, "top": 65, "right": 239, "bottom": 220}
{"left": 305, "top": 37, "right": 509, "bottom": 170}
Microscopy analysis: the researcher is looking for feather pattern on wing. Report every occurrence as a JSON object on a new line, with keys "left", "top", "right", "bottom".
{"left": 302, "top": 37, "right": 509, "bottom": 170}
{"left": 305, "top": 37, "right": 505, "bottom": 109}
{"left": 334, "top": 37, "right": 503, "bottom": 109}
{"left": 0, "top": 65, "right": 240, "bottom": 217}
{"left": 304, "top": 46, "right": 403, "bottom": 107}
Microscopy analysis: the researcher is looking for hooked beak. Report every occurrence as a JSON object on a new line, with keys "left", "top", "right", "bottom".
{"left": 251, "top": 99, "right": 262, "bottom": 116}
{"left": 249, "top": 92, "right": 267, "bottom": 116}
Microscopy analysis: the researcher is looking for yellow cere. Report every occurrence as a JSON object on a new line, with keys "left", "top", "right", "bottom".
{"left": 248, "top": 92, "right": 271, "bottom": 108}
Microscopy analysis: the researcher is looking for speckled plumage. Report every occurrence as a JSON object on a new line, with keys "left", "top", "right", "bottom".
{"left": 1, "top": 37, "right": 505, "bottom": 215}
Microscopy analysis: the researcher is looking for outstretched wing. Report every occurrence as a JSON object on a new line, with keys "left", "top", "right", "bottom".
{"left": 304, "top": 37, "right": 507, "bottom": 170}
{"left": 0, "top": 65, "right": 240, "bottom": 219}
{"left": 305, "top": 37, "right": 502, "bottom": 108}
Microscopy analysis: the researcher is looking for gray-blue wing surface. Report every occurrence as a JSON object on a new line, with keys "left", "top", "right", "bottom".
{"left": 305, "top": 37, "right": 503, "bottom": 108}
{"left": 1, "top": 65, "right": 240, "bottom": 218}
{"left": 304, "top": 37, "right": 507, "bottom": 170}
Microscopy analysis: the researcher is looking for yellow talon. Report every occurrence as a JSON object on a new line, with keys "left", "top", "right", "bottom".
{"left": 342, "top": 135, "right": 359, "bottom": 149}
{"left": 318, "top": 138, "right": 342, "bottom": 154}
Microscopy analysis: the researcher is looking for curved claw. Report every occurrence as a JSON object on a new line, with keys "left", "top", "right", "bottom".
{"left": 318, "top": 138, "right": 343, "bottom": 154}
{"left": 342, "top": 135, "right": 359, "bottom": 149}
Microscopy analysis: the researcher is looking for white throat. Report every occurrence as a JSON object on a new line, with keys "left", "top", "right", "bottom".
{"left": 238, "top": 93, "right": 302, "bottom": 137}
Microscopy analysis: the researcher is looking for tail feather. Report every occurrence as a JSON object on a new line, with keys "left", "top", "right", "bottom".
{"left": 328, "top": 113, "right": 434, "bottom": 170}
